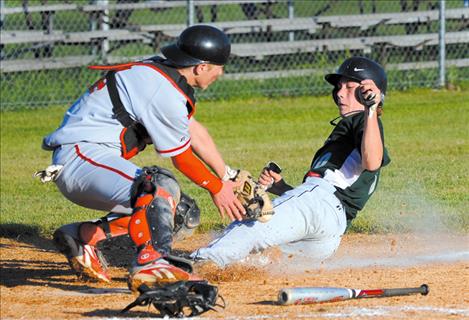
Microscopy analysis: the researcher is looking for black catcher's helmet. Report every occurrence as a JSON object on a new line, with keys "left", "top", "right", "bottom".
{"left": 162, "top": 25, "right": 231, "bottom": 67}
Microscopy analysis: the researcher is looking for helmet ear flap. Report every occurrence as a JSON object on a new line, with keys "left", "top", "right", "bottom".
{"left": 332, "top": 86, "right": 339, "bottom": 105}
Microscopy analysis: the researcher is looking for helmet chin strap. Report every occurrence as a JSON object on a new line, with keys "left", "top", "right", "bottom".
{"left": 329, "top": 110, "right": 364, "bottom": 126}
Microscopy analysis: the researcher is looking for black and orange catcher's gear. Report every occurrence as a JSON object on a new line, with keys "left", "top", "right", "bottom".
{"left": 78, "top": 213, "right": 131, "bottom": 247}
{"left": 60, "top": 166, "right": 200, "bottom": 267}
{"left": 64, "top": 171, "right": 200, "bottom": 265}
{"left": 129, "top": 166, "right": 181, "bottom": 265}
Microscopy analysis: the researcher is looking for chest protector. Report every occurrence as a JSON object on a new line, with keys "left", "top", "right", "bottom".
{"left": 89, "top": 57, "right": 196, "bottom": 159}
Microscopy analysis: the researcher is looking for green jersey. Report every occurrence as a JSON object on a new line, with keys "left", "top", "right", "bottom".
{"left": 306, "top": 112, "right": 391, "bottom": 220}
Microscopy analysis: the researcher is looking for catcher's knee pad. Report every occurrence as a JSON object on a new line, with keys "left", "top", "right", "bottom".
{"left": 129, "top": 166, "right": 181, "bottom": 262}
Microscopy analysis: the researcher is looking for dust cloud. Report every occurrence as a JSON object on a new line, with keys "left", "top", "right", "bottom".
{"left": 193, "top": 185, "right": 468, "bottom": 274}
{"left": 237, "top": 185, "right": 469, "bottom": 273}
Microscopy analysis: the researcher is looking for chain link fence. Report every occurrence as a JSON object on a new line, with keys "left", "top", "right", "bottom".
{"left": 1, "top": 0, "right": 468, "bottom": 110}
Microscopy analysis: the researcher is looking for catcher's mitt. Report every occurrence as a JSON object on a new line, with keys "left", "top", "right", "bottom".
{"left": 232, "top": 170, "right": 274, "bottom": 223}
{"left": 121, "top": 280, "right": 224, "bottom": 318}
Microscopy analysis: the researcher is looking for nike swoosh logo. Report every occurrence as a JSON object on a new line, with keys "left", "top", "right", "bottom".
{"left": 354, "top": 68, "right": 364, "bottom": 71}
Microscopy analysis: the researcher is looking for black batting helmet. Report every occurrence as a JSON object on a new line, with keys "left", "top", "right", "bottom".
{"left": 325, "top": 56, "right": 387, "bottom": 94}
{"left": 161, "top": 25, "right": 231, "bottom": 67}
{"left": 326, "top": 56, "right": 387, "bottom": 106}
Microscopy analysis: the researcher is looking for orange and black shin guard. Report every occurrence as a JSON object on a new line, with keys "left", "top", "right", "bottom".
{"left": 129, "top": 187, "right": 178, "bottom": 265}
{"left": 79, "top": 214, "right": 131, "bottom": 246}
{"left": 129, "top": 193, "right": 154, "bottom": 249}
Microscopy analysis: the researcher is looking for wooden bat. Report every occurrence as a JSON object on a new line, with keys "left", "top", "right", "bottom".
{"left": 278, "top": 284, "right": 429, "bottom": 305}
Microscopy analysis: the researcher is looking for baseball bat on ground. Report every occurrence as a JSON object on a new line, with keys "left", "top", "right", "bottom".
{"left": 278, "top": 284, "right": 429, "bottom": 305}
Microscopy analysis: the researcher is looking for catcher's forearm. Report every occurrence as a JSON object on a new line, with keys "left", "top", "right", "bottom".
{"left": 189, "top": 119, "right": 226, "bottom": 178}
{"left": 171, "top": 148, "right": 222, "bottom": 194}
{"left": 267, "top": 179, "right": 293, "bottom": 196}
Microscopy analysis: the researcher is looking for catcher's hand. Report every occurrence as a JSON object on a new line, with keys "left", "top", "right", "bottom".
{"left": 232, "top": 170, "right": 274, "bottom": 223}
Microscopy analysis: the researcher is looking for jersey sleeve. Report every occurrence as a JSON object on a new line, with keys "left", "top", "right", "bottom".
{"left": 138, "top": 85, "right": 192, "bottom": 158}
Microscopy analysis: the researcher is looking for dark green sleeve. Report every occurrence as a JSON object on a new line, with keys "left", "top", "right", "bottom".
{"left": 267, "top": 179, "right": 294, "bottom": 196}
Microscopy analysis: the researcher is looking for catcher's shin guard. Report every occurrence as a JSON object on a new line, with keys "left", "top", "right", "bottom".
{"left": 53, "top": 213, "right": 131, "bottom": 283}
{"left": 129, "top": 166, "right": 181, "bottom": 265}
{"left": 127, "top": 167, "right": 207, "bottom": 292}
{"left": 53, "top": 222, "right": 111, "bottom": 282}
{"left": 79, "top": 213, "right": 131, "bottom": 246}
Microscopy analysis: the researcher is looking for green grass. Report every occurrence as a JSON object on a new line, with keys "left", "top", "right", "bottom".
{"left": 1, "top": 89, "right": 468, "bottom": 238}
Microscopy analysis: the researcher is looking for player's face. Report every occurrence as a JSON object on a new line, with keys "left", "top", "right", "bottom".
{"left": 194, "top": 64, "right": 224, "bottom": 90}
{"left": 335, "top": 79, "right": 364, "bottom": 116}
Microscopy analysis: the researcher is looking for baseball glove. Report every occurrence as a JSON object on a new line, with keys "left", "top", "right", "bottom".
{"left": 121, "top": 280, "right": 224, "bottom": 318}
{"left": 232, "top": 170, "right": 274, "bottom": 223}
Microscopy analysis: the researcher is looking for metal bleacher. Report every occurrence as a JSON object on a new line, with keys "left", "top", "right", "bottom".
{"left": 1, "top": 2, "right": 468, "bottom": 77}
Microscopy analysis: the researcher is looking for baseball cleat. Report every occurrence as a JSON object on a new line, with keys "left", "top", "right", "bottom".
{"left": 53, "top": 224, "right": 111, "bottom": 283}
{"left": 128, "top": 259, "right": 200, "bottom": 293}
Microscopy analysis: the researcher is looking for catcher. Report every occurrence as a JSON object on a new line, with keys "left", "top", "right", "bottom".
{"left": 191, "top": 57, "right": 391, "bottom": 266}
{"left": 37, "top": 25, "right": 250, "bottom": 291}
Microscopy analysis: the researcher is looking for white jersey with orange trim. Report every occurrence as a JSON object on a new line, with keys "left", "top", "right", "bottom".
{"left": 41, "top": 58, "right": 198, "bottom": 213}
{"left": 44, "top": 62, "right": 194, "bottom": 158}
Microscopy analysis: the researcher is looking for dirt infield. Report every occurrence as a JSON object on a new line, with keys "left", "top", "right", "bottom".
{"left": 1, "top": 233, "right": 468, "bottom": 319}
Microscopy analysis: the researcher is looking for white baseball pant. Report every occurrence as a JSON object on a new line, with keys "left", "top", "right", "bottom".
{"left": 52, "top": 142, "right": 140, "bottom": 214}
{"left": 191, "top": 177, "right": 347, "bottom": 266}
